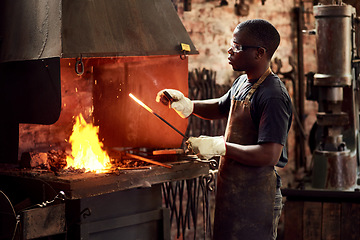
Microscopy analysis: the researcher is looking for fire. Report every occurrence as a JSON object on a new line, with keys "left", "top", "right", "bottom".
{"left": 66, "top": 114, "right": 111, "bottom": 173}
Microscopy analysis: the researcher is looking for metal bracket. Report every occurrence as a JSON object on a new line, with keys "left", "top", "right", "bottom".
{"left": 75, "top": 54, "right": 84, "bottom": 76}
{"left": 180, "top": 43, "right": 190, "bottom": 60}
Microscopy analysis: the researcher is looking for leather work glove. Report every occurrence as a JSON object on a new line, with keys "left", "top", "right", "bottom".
{"left": 186, "top": 136, "right": 226, "bottom": 159}
{"left": 156, "top": 89, "right": 193, "bottom": 118}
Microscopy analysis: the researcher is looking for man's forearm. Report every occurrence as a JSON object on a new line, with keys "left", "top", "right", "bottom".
{"left": 225, "top": 142, "right": 283, "bottom": 167}
{"left": 192, "top": 98, "right": 226, "bottom": 120}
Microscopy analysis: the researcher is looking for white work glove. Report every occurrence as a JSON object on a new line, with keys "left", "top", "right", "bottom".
{"left": 156, "top": 89, "right": 194, "bottom": 118}
{"left": 186, "top": 136, "right": 226, "bottom": 159}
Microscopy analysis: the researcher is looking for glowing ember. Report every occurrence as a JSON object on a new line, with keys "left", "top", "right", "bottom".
{"left": 66, "top": 113, "right": 111, "bottom": 173}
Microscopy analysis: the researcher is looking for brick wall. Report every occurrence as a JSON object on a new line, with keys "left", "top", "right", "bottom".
{"left": 179, "top": 0, "right": 296, "bottom": 85}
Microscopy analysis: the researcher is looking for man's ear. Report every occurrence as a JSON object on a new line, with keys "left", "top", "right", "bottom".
{"left": 256, "top": 47, "right": 266, "bottom": 59}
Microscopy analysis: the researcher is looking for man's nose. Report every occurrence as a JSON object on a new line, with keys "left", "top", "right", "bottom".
{"left": 227, "top": 47, "right": 233, "bottom": 54}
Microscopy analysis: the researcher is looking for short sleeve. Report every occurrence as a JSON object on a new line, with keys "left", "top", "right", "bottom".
{"left": 257, "top": 97, "right": 292, "bottom": 145}
{"left": 218, "top": 75, "right": 247, "bottom": 116}
{"left": 218, "top": 89, "right": 231, "bottom": 116}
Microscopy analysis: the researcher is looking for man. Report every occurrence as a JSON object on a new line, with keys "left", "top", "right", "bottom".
{"left": 156, "top": 19, "right": 292, "bottom": 240}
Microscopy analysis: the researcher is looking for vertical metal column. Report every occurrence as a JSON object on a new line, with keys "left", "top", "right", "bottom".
{"left": 311, "top": 4, "right": 358, "bottom": 190}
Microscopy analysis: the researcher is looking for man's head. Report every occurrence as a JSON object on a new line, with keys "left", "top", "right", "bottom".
{"left": 235, "top": 19, "right": 280, "bottom": 59}
{"left": 228, "top": 19, "right": 280, "bottom": 73}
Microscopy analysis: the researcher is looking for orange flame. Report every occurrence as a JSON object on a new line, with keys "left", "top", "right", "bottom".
{"left": 65, "top": 113, "right": 111, "bottom": 173}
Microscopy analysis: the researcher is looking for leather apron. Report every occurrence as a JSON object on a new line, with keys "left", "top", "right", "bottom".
{"left": 213, "top": 68, "right": 277, "bottom": 240}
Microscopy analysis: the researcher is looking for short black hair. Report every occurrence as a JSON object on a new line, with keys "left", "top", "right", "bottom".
{"left": 235, "top": 19, "right": 280, "bottom": 59}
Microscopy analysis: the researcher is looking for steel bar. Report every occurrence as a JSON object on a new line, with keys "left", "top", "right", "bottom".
{"left": 126, "top": 153, "right": 172, "bottom": 169}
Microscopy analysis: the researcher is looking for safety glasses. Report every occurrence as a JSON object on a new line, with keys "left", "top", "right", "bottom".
{"left": 230, "top": 42, "right": 267, "bottom": 53}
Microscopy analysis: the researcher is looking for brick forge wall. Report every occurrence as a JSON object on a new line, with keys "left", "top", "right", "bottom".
{"left": 18, "top": 59, "right": 94, "bottom": 159}
{"left": 175, "top": 0, "right": 319, "bottom": 188}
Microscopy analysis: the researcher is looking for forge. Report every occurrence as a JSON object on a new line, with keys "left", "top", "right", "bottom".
{"left": 0, "top": 1, "right": 211, "bottom": 239}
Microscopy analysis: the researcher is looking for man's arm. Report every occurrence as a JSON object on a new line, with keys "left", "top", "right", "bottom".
{"left": 192, "top": 98, "right": 227, "bottom": 120}
{"left": 225, "top": 142, "right": 283, "bottom": 167}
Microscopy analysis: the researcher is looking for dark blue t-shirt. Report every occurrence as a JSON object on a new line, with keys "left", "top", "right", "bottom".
{"left": 219, "top": 73, "right": 293, "bottom": 186}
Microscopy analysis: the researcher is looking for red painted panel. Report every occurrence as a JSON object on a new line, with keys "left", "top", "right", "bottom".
{"left": 93, "top": 55, "right": 188, "bottom": 149}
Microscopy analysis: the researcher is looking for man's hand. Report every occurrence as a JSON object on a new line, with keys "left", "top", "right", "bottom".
{"left": 156, "top": 89, "right": 193, "bottom": 118}
{"left": 186, "top": 136, "right": 226, "bottom": 159}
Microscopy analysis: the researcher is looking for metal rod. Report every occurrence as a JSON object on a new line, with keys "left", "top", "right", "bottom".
{"left": 152, "top": 112, "right": 188, "bottom": 139}
{"left": 126, "top": 153, "right": 172, "bottom": 169}
{"left": 129, "top": 93, "right": 188, "bottom": 139}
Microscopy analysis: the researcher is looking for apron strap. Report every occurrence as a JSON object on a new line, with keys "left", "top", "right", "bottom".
{"left": 244, "top": 67, "right": 272, "bottom": 106}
